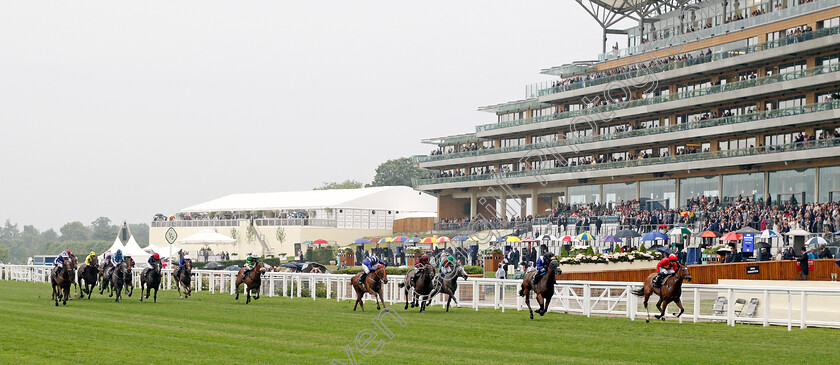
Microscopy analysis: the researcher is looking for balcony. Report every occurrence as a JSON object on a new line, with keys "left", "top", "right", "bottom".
{"left": 413, "top": 138, "right": 840, "bottom": 187}
{"left": 477, "top": 63, "right": 840, "bottom": 134}
{"left": 151, "top": 218, "right": 337, "bottom": 228}
{"left": 527, "top": 25, "right": 840, "bottom": 99}
{"left": 414, "top": 100, "right": 840, "bottom": 165}
{"left": 597, "top": 0, "right": 840, "bottom": 62}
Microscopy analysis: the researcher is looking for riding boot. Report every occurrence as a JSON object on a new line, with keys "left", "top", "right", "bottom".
{"left": 654, "top": 274, "right": 662, "bottom": 288}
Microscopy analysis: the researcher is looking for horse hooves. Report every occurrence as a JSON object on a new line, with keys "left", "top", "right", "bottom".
{"left": 645, "top": 318, "right": 650, "bottom": 323}
{"left": 55, "top": 302, "right": 58, "bottom": 307}
{"left": 529, "top": 313, "right": 534, "bottom": 319}
{"left": 539, "top": 312, "right": 545, "bottom": 317}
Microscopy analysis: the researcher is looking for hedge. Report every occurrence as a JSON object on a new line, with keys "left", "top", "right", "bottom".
{"left": 332, "top": 266, "right": 484, "bottom": 276}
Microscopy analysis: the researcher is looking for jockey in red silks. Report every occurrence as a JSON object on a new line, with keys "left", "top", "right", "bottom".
{"left": 653, "top": 254, "right": 679, "bottom": 288}
{"left": 411, "top": 254, "right": 431, "bottom": 283}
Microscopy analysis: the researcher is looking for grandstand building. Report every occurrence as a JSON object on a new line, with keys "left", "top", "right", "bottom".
{"left": 414, "top": 0, "right": 840, "bottom": 223}
{"left": 149, "top": 186, "right": 436, "bottom": 258}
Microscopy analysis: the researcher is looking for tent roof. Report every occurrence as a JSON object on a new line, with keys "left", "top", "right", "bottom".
{"left": 106, "top": 236, "right": 125, "bottom": 254}
{"left": 177, "top": 229, "right": 236, "bottom": 245}
{"left": 180, "top": 186, "right": 437, "bottom": 213}
{"left": 123, "top": 235, "right": 147, "bottom": 257}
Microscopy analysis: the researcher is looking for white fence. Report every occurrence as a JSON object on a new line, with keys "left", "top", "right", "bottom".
{"left": 3, "top": 264, "right": 839, "bottom": 331}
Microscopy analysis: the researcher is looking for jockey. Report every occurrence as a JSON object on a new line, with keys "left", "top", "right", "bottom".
{"left": 111, "top": 249, "right": 124, "bottom": 267}
{"left": 242, "top": 255, "right": 256, "bottom": 279}
{"left": 439, "top": 255, "right": 456, "bottom": 278}
{"left": 411, "top": 254, "right": 431, "bottom": 283}
{"left": 102, "top": 251, "right": 113, "bottom": 270}
{"left": 147, "top": 253, "right": 161, "bottom": 267}
{"left": 531, "top": 252, "right": 555, "bottom": 286}
{"left": 654, "top": 254, "right": 679, "bottom": 288}
{"left": 359, "top": 254, "right": 385, "bottom": 291}
{"left": 53, "top": 250, "right": 72, "bottom": 275}
{"left": 83, "top": 251, "right": 97, "bottom": 274}
{"left": 176, "top": 254, "right": 191, "bottom": 278}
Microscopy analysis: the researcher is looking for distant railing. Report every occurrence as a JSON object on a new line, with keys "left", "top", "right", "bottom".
{"left": 413, "top": 137, "right": 840, "bottom": 186}
{"left": 528, "top": 24, "right": 840, "bottom": 98}
{"left": 253, "top": 218, "right": 337, "bottom": 227}
{"left": 478, "top": 63, "right": 840, "bottom": 132}
{"left": 152, "top": 218, "right": 337, "bottom": 228}
{"left": 151, "top": 220, "right": 242, "bottom": 228}
{"left": 415, "top": 99, "right": 840, "bottom": 163}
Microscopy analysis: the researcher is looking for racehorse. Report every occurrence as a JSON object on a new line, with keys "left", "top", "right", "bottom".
{"left": 632, "top": 262, "right": 692, "bottom": 322}
{"left": 122, "top": 257, "right": 135, "bottom": 297}
{"left": 350, "top": 263, "right": 388, "bottom": 311}
{"left": 172, "top": 258, "right": 193, "bottom": 299}
{"left": 235, "top": 261, "right": 266, "bottom": 304}
{"left": 518, "top": 259, "right": 562, "bottom": 319}
{"left": 429, "top": 265, "right": 469, "bottom": 312}
{"left": 77, "top": 255, "right": 99, "bottom": 299}
{"left": 100, "top": 260, "right": 114, "bottom": 297}
{"left": 140, "top": 259, "right": 163, "bottom": 302}
{"left": 111, "top": 260, "right": 130, "bottom": 303}
{"left": 51, "top": 260, "right": 74, "bottom": 306}
{"left": 399, "top": 264, "right": 436, "bottom": 312}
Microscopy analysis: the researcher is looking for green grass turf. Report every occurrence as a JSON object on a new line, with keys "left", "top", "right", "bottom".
{"left": 1, "top": 280, "right": 837, "bottom": 364}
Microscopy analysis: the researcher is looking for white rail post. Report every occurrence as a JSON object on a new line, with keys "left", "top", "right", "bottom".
{"left": 311, "top": 276, "right": 316, "bottom": 301}
{"left": 627, "top": 285, "right": 635, "bottom": 320}
{"left": 727, "top": 288, "right": 735, "bottom": 326}
{"left": 584, "top": 284, "right": 591, "bottom": 317}
{"left": 473, "top": 280, "right": 479, "bottom": 311}
{"left": 800, "top": 291, "right": 807, "bottom": 329}
{"left": 762, "top": 290, "right": 770, "bottom": 327}
{"left": 501, "top": 282, "right": 506, "bottom": 313}
{"left": 270, "top": 274, "right": 275, "bottom": 297}
{"left": 787, "top": 291, "right": 792, "bottom": 331}
{"left": 197, "top": 272, "right": 202, "bottom": 292}
{"left": 230, "top": 273, "right": 235, "bottom": 295}
{"left": 296, "top": 276, "right": 301, "bottom": 298}
{"left": 494, "top": 282, "right": 499, "bottom": 309}
{"left": 282, "top": 275, "right": 288, "bottom": 297}
{"left": 693, "top": 288, "right": 699, "bottom": 323}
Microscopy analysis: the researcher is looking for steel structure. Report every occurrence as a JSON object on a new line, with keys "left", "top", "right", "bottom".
{"left": 574, "top": 0, "right": 693, "bottom": 53}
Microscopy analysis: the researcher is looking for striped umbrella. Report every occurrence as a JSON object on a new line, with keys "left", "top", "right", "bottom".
{"left": 506, "top": 236, "right": 521, "bottom": 242}
{"left": 420, "top": 237, "right": 436, "bottom": 244}
{"left": 436, "top": 236, "right": 451, "bottom": 243}
{"left": 379, "top": 237, "right": 393, "bottom": 243}
{"left": 575, "top": 233, "right": 596, "bottom": 241}
{"left": 392, "top": 236, "right": 409, "bottom": 243}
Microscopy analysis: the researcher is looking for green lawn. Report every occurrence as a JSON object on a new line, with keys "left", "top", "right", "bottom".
{"left": 1, "top": 280, "right": 837, "bottom": 364}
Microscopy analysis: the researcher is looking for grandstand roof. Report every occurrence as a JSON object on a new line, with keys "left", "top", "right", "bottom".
{"left": 180, "top": 186, "right": 437, "bottom": 214}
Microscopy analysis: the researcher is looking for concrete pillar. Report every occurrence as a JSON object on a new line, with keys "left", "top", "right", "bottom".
{"left": 815, "top": 167, "right": 820, "bottom": 203}
{"left": 764, "top": 171, "right": 770, "bottom": 202}
{"left": 530, "top": 188, "right": 539, "bottom": 217}
{"left": 500, "top": 192, "right": 508, "bottom": 220}
{"left": 675, "top": 178, "right": 681, "bottom": 209}
{"left": 520, "top": 198, "right": 527, "bottom": 218}
{"left": 470, "top": 193, "right": 477, "bottom": 219}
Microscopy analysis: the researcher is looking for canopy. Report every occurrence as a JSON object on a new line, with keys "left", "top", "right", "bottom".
{"left": 522, "top": 238, "right": 539, "bottom": 243}
{"left": 352, "top": 238, "right": 370, "bottom": 244}
{"left": 106, "top": 236, "right": 125, "bottom": 255}
{"left": 735, "top": 226, "right": 761, "bottom": 234}
{"left": 537, "top": 234, "right": 559, "bottom": 241}
{"left": 720, "top": 232, "right": 743, "bottom": 241}
{"left": 177, "top": 229, "right": 236, "bottom": 245}
{"left": 668, "top": 227, "right": 692, "bottom": 236}
{"left": 600, "top": 235, "right": 622, "bottom": 243}
{"left": 805, "top": 237, "right": 829, "bottom": 246}
{"left": 700, "top": 231, "right": 719, "bottom": 238}
{"left": 759, "top": 230, "right": 779, "bottom": 239}
{"left": 506, "top": 236, "right": 521, "bottom": 242}
{"left": 641, "top": 232, "right": 669, "bottom": 241}
{"left": 786, "top": 228, "right": 811, "bottom": 236}
{"left": 615, "top": 229, "right": 641, "bottom": 239}
{"left": 123, "top": 235, "right": 151, "bottom": 267}
{"left": 560, "top": 235, "right": 573, "bottom": 242}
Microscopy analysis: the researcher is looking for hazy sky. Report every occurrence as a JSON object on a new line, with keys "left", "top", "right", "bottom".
{"left": 0, "top": 1, "right": 619, "bottom": 231}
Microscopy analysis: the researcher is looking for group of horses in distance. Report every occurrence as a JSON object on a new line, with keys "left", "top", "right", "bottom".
{"left": 48, "top": 252, "right": 693, "bottom": 321}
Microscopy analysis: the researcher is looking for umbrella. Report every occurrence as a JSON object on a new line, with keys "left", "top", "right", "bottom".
{"left": 805, "top": 237, "right": 829, "bottom": 246}
{"left": 719, "top": 232, "right": 743, "bottom": 241}
{"left": 657, "top": 224, "right": 669, "bottom": 228}
{"left": 452, "top": 235, "right": 470, "bottom": 241}
{"left": 735, "top": 226, "right": 761, "bottom": 234}
{"left": 281, "top": 262, "right": 303, "bottom": 269}
{"left": 834, "top": 231, "right": 840, "bottom": 235}
{"left": 420, "top": 237, "right": 436, "bottom": 244}
{"left": 575, "top": 233, "right": 595, "bottom": 241}
{"left": 700, "top": 230, "right": 720, "bottom": 238}
{"left": 379, "top": 237, "right": 393, "bottom": 243}
{"left": 680, "top": 211, "right": 694, "bottom": 217}
{"left": 352, "top": 238, "right": 370, "bottom": 244}
{"left": 368, "top": 237, "right": 381, "bottom": 243}
{"left": 203, "top": 262, "right": 224, "bottom": 270}
{"left": 786, "top": 229, "right": 810, "bottom": 236}
{"left": 313, "top": 239, "right": 329, "bottom": 245}
{"left": 506, "top": 236, "right": 521, "bottom": 242}
{"left": 759, "top": 230, "right": 779, "bottom": 239}
{"left": 600, "top": 235, "right": 622, "bottom": 243}
{"left": 225, "top": 265, "right": 241, "bottom": 271}
{"left": 615, "top": 230, "right": 641, "bottom": 239}
{"left": 522, "top": 238, "right": 539, "bottom": 243}
{"left": 560, "top": 235, "right": 573, "bottom": 242}
{"left": 668, "top": 227, "right": 692, "bottom": 236}
{"left": 437, "top": 236, "right": 451, "bottom": 243}
{"left": 641, "top": 232, "right": 669, "bottom": 241}
{"left": 537, "top": 234, "right": 558, "bottom": 241}
{"left": 392, "top": 236, "right": 409, "bottom": 243}
{"left": 651, "top": 245, "right": 672, "bottom": 255}
{"left": 757, "top": 242, "right": 772, "bottom": 249}
{"left": 407, "top": 237, "right": 423, "bottom": 243}
{"left": 716, "top": 247, "right": 732, "bottom": 255}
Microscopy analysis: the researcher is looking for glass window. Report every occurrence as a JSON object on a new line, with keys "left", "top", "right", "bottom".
{"left": 819, "top": 166, "right": 840, "bottom": 202}
{"left": 568, "top": 185, "right": 600, "bottom": 206}
{"left": 722, "top": 173, "right": 765, "bottom": 204}
{"left": 816, "top": 53, "right": 840, "bottom": 67}
{"left": 679, "top": 176, "right": 719, "bottom": 207}
{"left": 768, "top": 168, "right": 815, "bottom": 204}
{"left": 640, "top": 179, "right": 676, "bottom": 210}
{"left": 603, "top": 182, "right": 637, "bottom": 207}
{"left": 818, "top": 17, "right": 840, "bottom": 30}
{"left": 532, "top": 134, "right": 557, "bottom": 144}
{"left": 501, "top": 137, "right": 526, "bottom": 147}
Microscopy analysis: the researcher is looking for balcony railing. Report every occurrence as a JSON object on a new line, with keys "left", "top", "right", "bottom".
{"left": 151, "top": 220, "right": 243, "bottom": 228}
{"left": 527, "top": 24, "right": 840, "bottom": 98}
{"left": 597, "top": 0, "right": 840, "bottom": 62}
{"left": 414, "top": 99, "right": 840, "bottom": 163}
{"left": 413, "top": 138, "right": 840, "bottom": 186}
{"left": 151, "top": 218, "right": 337, "bottom": 228}
{"left": 477, "top": 63, "right": 840, "bottom": 133}
{"left": 253, "top": 218, "right": 337, "bottom": 227}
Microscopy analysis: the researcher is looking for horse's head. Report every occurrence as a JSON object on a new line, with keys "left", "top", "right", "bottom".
{"left": 377, "top": 263, "right": 388, "bottom": 284}
{"left": 70, "top": 254, "right": 78, "bottom": 270}
{"left": 126, "top": 257, "right": 134, "bottom": 270}
{"left": 550, "top": 259, "right": 562, "bottom": 277}
{"left": 457, "top": 265, "right": 468, "bottom": 280}
{"left": 185, "top": 259, "right": 192, "bottom": 271}
{"left": 91, "top": 255, "right": 99, "bottom": 267}
{"left": 677, "top": 262, "right": 691, "bottom": 282}
{"left": 255, "top": 261, "right": 266, "bottom": 274}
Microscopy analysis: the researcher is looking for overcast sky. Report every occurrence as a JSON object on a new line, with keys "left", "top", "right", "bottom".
{"left": 0, "top": 1, "right": 622, "bottom": 231}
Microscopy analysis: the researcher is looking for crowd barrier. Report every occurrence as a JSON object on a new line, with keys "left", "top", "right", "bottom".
{"left": 2, "top": 264, "right": 839, "bottom": 331}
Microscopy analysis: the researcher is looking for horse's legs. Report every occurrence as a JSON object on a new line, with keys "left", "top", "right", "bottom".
{"left": 140, "top": 280, "right": 146, "bottom": 302}
{"left": 445, "top": 295, "right": 451, "bottom": 312}
{"left": 643, "top": 291, "right": 651, "bottom": 323}
{"left": 525, "top": 289, "right": 534, "bottom": 320}
{"left": 535, "top": 293, "right": 545, "bottom": 315}
{"left": 657, "top": 299, "right": 670, "bottom": 321}
{"left": 235, "top": 279, "right": 241, "bottom": 300}
{"left": 541, "top": 296, "right": 553, "bottom": 317}
{"left": 403, "top": 286, "right": 409, "bottom": 310}
{"left": 246, "top": 288, "right": 251, "bottom": 304}
{"left": 673, "top": 298, "right": 685, "bottom": 318}
{"left": 153, "top": 287, "right": 158, "bottom": 303}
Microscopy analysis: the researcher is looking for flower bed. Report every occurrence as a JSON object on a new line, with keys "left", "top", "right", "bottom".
{"left": 558, "top": 251, "right": 663, "bottom": 266}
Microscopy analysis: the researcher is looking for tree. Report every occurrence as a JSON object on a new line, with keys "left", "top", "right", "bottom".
{"left": 42, "top": 229, "right": 58, "bottom": 242}
{"left": 0, "top": 219, "right": 19, "bottom": 239}
{"left": 60, "top": 221, "right": 90, "bottom": 241}
{"left": 369, "top": 157, "right": 428, "bottom": 187}
{"left": 129, "top": 223, "right": 150, "bottom": 246}
{"left": 91, "top": 217, "right": 118, "bottom": 241}
{"left": 275, "top": 227, "right": 286, "bottom": 244}
{"left": 0, "top": 244, "right": 9, "bottom": 263}
{"left": 313, "top": 180, "right": 364, "bottom": 190}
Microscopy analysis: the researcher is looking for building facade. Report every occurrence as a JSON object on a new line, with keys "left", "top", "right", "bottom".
{"left": 414, "top": 0, "right": 840, "bottom": 221}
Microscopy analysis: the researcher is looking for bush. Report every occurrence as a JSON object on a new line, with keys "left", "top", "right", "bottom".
{"left": 333, "top": 267, "right": 413, "bottom": 276}
{"left": 639, "top": 243, "right": 647, "bottom": 252}
{"left": 463, "top": 266, "right": 484, "bottom": 275}
{"left": 613, "top": 244, "right": 622, "bottom": 253}
{"left": 192, "top": 257, "right": 283, "bottom": 269}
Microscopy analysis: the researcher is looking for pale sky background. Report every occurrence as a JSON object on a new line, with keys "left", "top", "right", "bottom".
{"left": 0, "top": 1, "right": 629, "bottom": 231}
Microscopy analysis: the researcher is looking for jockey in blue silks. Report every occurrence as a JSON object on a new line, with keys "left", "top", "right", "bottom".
{"left": 531, "top": 252, "right": 555, "bottom": 286}
{"left": 359, "top": 254, "right": 385, "bottom": 291}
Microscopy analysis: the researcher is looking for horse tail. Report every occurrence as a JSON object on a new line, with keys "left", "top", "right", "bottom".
{"left": 398, "top": 282, "right": 405, "bottom": 289}
{"left": 631, "top": 287, "right": 645, "bottom": 297}
{"left": 518, "top": 284, "right": 525, "bottom": 297}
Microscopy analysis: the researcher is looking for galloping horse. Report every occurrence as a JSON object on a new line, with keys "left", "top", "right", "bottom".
{"left": 111, "top": 260, "right": 131, "bottom": 303}
{"left": 51, "top": 260, "right": 74, "bottom": 306}
{"left": 518, "top": 259, "right": 562, "bottom": 319}
{"left": 350, "top": 263, "right": 388, "bottom": 311}
{"left": 77, "top": 255, "right": 99, "bottom": 299}
{"left": 429, "top": 265, "right": 469, "bottom": 312}
{"left": 140, "top": 259, "right": 163, "bottom": 302}
{"left": 172, "top": 259, "right": 193, "bottom": 299}
{"left": 399, "top": 264, "right": 436, "bottom": 312}
{"left": 235, "top": 261, "right": 266, "bottom": 304}
{"left": 122, "top": 257, "right": 135, "bottom": 297}
{"left": 632, "top": 262, "right": 692, "bottom": 322}
{"left": 99, "top": 260, "right": 111, "bottom": 296}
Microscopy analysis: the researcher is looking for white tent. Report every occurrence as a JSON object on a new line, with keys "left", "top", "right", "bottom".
{"left": 123, "top": 235, "right": 151, "bottom": 267}
{"left": 104, "top": 237, "right": 124, "bottom": 257}
{"left": 177, "top": 229, "right": 236, "bottom": 245}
